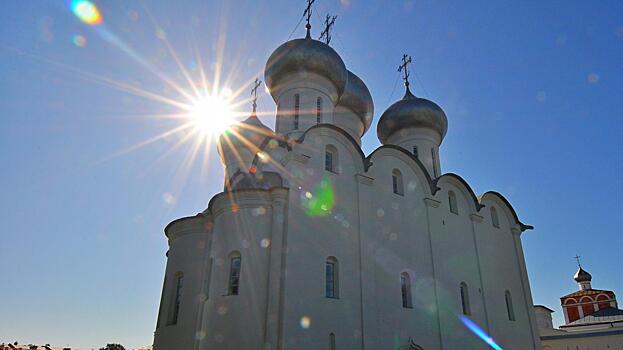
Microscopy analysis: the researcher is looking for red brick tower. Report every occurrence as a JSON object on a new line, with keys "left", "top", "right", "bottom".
{"left": 560, "top": 266, "right": 618, "bottom": 324}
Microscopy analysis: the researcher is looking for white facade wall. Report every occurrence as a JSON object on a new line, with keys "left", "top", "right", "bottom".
{"left": 154, "top": 122, "right": 541, "bottom": 349}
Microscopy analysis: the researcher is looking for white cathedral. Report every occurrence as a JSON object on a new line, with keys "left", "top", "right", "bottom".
{"left": 153, "top": 13, "right": 542, "bottom": 350}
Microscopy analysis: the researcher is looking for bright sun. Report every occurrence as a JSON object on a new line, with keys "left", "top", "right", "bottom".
{"left": 187, "top": 90, "right": 234, "bottom": 138}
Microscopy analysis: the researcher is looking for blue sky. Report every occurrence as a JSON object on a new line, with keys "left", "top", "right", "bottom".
{"left": 1, "top": 1, "right": 622, "bottom": 349}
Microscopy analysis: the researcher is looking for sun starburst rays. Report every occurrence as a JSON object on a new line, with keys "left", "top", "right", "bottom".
{"left": 63, "top": 2, "right": 294, "bottom": 209}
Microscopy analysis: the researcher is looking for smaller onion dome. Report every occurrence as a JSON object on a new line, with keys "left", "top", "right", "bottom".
{"left": 223, "top": 112, "right": 272, "bottom": 145}
{"left": 337, "top": 70, "right": 374, "bottom": 133}
{"left": 264, "top": 36, "right": 347, "bottom": 101}
{"left": 377, "top": 87, "right": 448, "bottom": 144}
{"left": 574, "top": 267, "right": 592, "bottom": 283}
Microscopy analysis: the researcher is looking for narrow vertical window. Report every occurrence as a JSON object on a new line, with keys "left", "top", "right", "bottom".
{"left": 506, "top": 290, "right": 516, "bottom": 321}
{"left": 228, "top": 253, "right": 241, "bottom": 295}
{"left": 169, "top": 273, "right": 184, "bottom": 325}
{"left": 401, "top": 272, "right": 413, "bottom": 308}
{"left": 413, "top": 145, "right": 418, "bottom": 158}
{"left": 491, "top": 206, "right": 500, "bottom": 228}
{"left": 431, "top": 148, "right": 438, "bottom": 177}
{"left": 460, "top": 282, "right": 471, "bottom": 315}
{"left": 449, "top": 191, "right": 458, "bottom": 214}
{"left": 325, "top": 145, "right": 338, "bottom": 173}
{"left": 294, "top": 94, "right": 300, "bottom": 129}
{"left": 326, "top": 257, "right": 339, "bottom": 298}
{"left": 392, "top": 169, "right": 404, "bottom": 195}
{"left": 316, "top": 97, "right": 323, "bottom": 124}
{"left": 329, "top": 333, "right": 336, "bottom": 350}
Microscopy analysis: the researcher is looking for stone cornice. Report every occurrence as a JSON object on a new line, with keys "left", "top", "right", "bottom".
{"left": 424, "top": 198, "right": 440, "bottom": 208}
{"left": 355, "top": 173, "right": 374, "bottom": 186}
{"left": 469, "top": 214, "right": 484, "bottom": 223}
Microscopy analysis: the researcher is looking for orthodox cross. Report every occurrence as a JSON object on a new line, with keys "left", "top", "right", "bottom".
{"left": 251, "top": 78, "right": 261, "bottom": 112}
{"left": 303, "top": 0, "right": 316, "bottom": 37}
{"left": 398, "top": 54, "right": 413, "bottom": 88}
{"left": 574, "top": 254, "right": 582, "bottom": 267}
{"left": 319, "top": 14, "right": 337, "bottom": 45}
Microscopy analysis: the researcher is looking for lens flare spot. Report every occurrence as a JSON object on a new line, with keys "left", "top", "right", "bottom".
{"left": 459, "top": 316, "right": 503, "bottom": 350}
{"left": 302, "top": 176, "right": 335, "bottom": 217}
{"left": 260, "top": 238, "right": 271, "bottom": 248}
{"left": 72, "top": 34, "right": 87, "bottom": 47}
{"left": 71, "top": 0, "right": 103, "bottom": 25}
{"left": 300, "top": 316, "right": 311, "bottom": 329}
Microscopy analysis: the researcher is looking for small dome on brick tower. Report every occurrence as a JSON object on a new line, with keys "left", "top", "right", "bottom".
{"left": 574, "top": 266, "right": 593, "bottom": 290}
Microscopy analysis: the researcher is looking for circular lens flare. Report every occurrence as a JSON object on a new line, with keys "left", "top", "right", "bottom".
{"left": 71, "top": 0, "right": 103, "bottom": 25}
{"left": 188, "top": 92, "right": 234, "bottom": 139}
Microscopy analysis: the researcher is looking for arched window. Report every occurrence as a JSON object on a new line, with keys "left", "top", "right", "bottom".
{"left": 460, "top": 282, "right": 471, "bottom": 315}
{"left": 317, "top": 97, "right": 323, "bottom": 124}
{"left": 326, "top": 256, "right": 339, "bottom": 298}
{"left": 392, "top": 169, "right": 404, "bottom": 195}
{"left": 491, "top": 206, "right": 500, "bottom": 228}
{"left": 228, "top": 252, "right": 242, "bottom": 295}
{"left": 505, "top": 290, "right": 515, "bottom": 321}
{"left": 294, "top": 94, "right": 300, "bottom": 129}
{"left": 325, "top": 145, "right": 338, "bottom": 173}
{"left": 401, "top": 272, "right": 413, "bottom": 308}
{"left": 412, "top": 145, "right": 418, "bottom": 158}
{"left": 168, "top": 272, "right": 184, "bottom": 325}
{"left": 329, "top": 333, "right": 336, "bottom": 350}
{"left": 449, "top": 191, "right": 459, "bottom": 214}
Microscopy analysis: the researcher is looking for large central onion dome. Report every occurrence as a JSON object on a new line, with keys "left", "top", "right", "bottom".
{"left": 264, "top": 35, "right": 347, "bottom": 101}
{"left": 338, "top": 70, "right": 374, "bottom": 133}
{"left": 377, "top": 88, "right": 448, "bottom": 144}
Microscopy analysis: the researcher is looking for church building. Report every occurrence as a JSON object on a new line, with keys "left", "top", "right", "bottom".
{"left": 535, "top": 264, "right": 623, "bottom": 349}
{"left": 153, "top": 7, "right": 541, "bottom": 350}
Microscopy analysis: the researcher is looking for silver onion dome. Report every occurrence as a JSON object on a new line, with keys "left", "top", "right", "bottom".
{"left": 574, "top": 267, "right": 592, "bottom": 283}
{"left": 377, "top": 88, "right": 448, "bottom": 144}
{"left": 264, "top": 36, "right": 348, "bottom": 101}
{"left": 337, "top": 70, "right": 374, "bottom": 133}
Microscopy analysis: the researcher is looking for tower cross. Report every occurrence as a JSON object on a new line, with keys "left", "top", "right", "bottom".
{"left": 303, "top": 0, "right": 316, "bottom": 38}
{"left": 574, "top": 254, "right": 582, "bottom": 267}
{"left": 319, "top": 14, "right": 337, "bottom": 45}
{"left": 251, "top": 78, "right": 262, "bottom": 113}
{"left": 398, "top": 54, "right": 413, "bottom": 88}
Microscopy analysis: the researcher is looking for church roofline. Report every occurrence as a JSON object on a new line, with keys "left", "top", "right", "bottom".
{"left": 480, "top": 191, "right": 534, "bottom": 232}
{"left": 435, "top": 173, "right": 485, "bottom": 213}
{"left": 235, "top": 123, "right": 531, "bottom": 232}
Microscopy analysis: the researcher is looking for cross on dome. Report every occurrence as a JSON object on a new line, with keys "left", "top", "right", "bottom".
{"left": 574, "top": 254, "right": 582, "bottom": 267}
{"left": 398, "top": 54, "right": 413, "bottom": 89}
{"left": 251, "top": 78, "right": 261, "bottom": 113}
{"left": 303, "top": 0, "right": 316, "bottom": 38}
{"left": 319, "top": 14, "right": 337, "bottom": 45}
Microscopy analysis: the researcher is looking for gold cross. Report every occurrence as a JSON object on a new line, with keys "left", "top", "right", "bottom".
{"left": 251, "top": 78, "right": 261, "bottom": 112}
{"left": 320, "top": 14, "right": 337, "bottom": 45}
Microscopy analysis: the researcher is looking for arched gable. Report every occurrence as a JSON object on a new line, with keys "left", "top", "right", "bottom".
{"left": 251, "top": 123, "right": 367, "bottom": 174}
{"left": 367, "top": 145, "right": 437, "bottom": 195}
{"left": 480, "top": 191, "right": 533, "bottom": 232}
{"left": 435, "top": 173, "right": 483, "bottom": 215}
{"left": 296, "top": 124, "right": 367, "bottom": 174}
